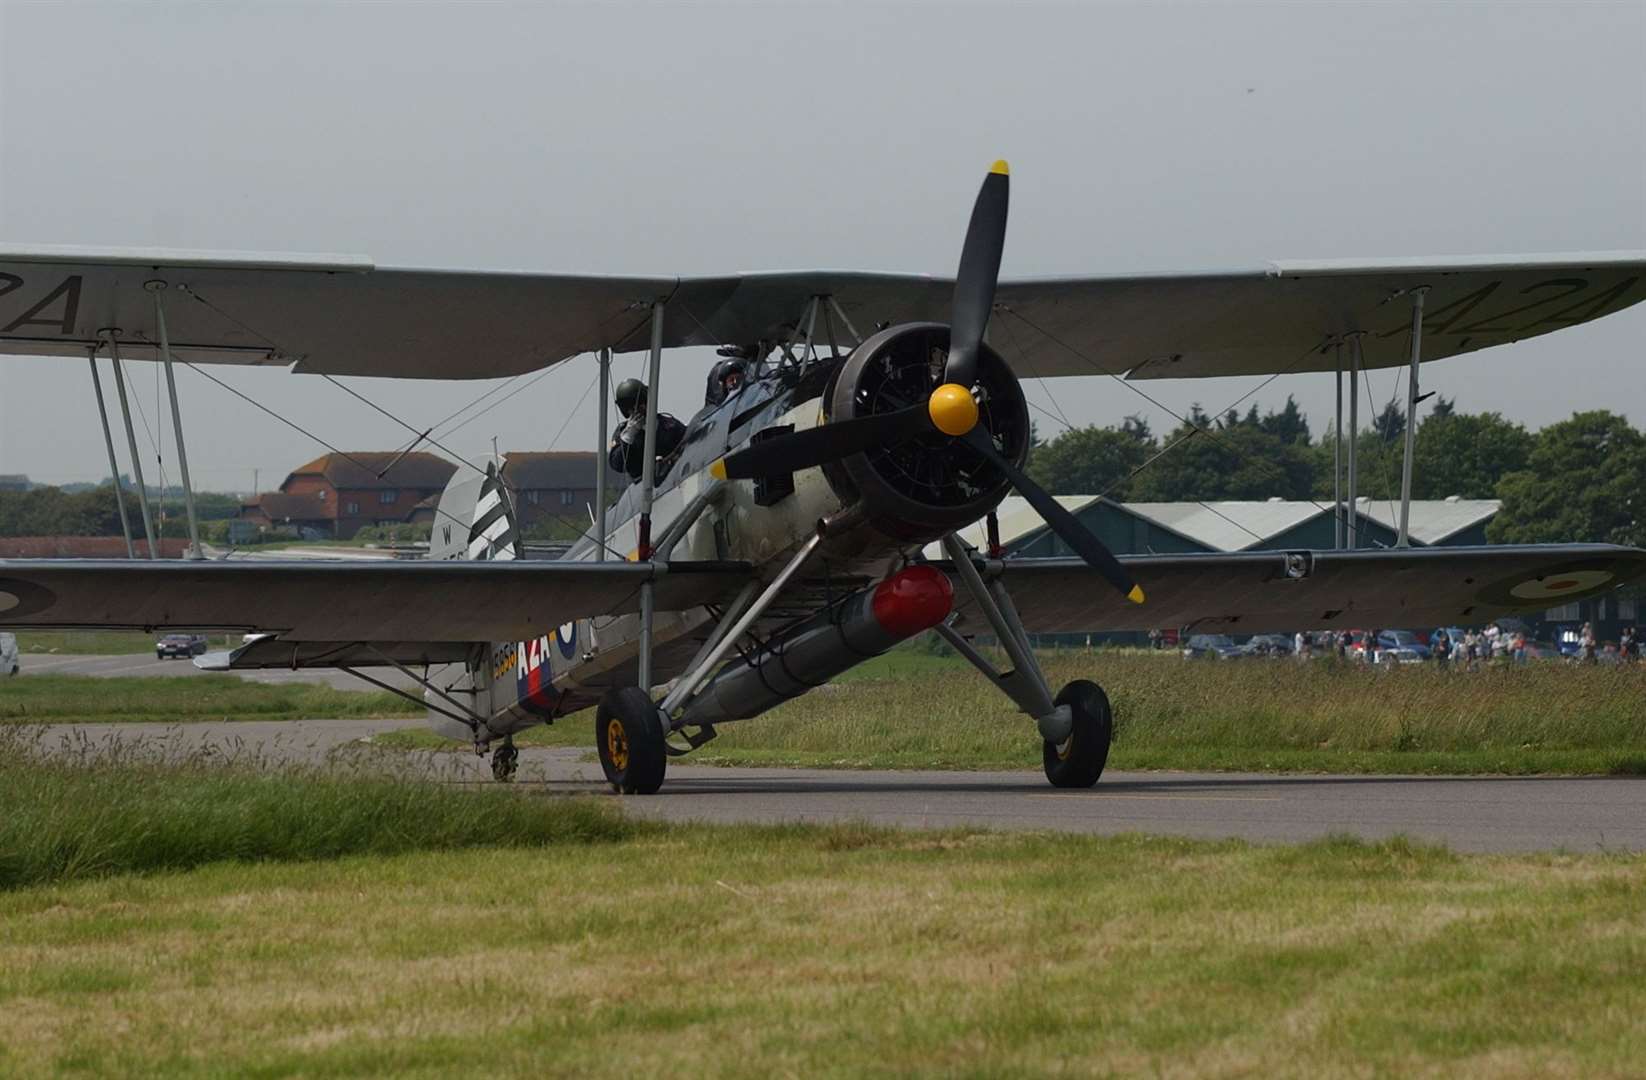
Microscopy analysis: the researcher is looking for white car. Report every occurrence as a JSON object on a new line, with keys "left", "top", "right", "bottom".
{"left": 0, "top": 632, "right": 19, "bottom": 676}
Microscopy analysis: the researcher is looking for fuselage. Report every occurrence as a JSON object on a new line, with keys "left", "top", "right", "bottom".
{"left": 430, "top": 356, "right": 938, "bottom": 743}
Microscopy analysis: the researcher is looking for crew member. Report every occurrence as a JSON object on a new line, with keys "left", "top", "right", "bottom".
{"left": 609, "top": 378, "right": 685, "bottom": 482}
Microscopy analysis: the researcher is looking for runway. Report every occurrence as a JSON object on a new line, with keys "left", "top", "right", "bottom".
{"left": 24, "top": 718, "right": 1646, "bottom": 854}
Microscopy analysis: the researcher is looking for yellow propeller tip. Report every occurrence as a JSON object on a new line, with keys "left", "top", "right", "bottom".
{"left": 709, "top": 458, "right": 728, "bottom": 481}
{"left": 1127, "top": 584, "right": 1145, "bottom": 605}
{"left": 990, "top": 159, "right": 1010, "bottom": 176}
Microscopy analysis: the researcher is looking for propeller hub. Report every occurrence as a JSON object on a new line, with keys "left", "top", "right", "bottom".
{"left": 928, "top": 382, "right": 980, "bottom": 437}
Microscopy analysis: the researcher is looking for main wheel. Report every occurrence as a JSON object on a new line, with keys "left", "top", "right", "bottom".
{"left": 1042, "top": 679, "right": 1114, "bottom": 788}
{"left": 595, "top": 687, "right": 668, "bottom": 794}
{"left": 491, "top": 736, "right": 519, "bottom": 783}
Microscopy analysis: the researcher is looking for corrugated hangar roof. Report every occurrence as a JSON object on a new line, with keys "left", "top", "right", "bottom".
{"left": 1123, "top": 500, "right": 1324, "bottom": 552}
{"left": 1355, "top": 498, "right": 1500, "bottom": 545}
{"left": 933, "top": 497, "right": 1501, "bottom": 556}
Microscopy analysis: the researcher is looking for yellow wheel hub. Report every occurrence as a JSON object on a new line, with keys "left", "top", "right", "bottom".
{"left": 607, "top": 719, "right": 630, "bottom": 772}
{"left": 928, "top": 382, "right": 980, "bottom": 437}
{"left": 1056, "top": 733, "right": 1075, "bottom": 762}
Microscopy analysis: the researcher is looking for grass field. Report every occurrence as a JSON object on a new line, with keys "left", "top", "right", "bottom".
{"left": 1, "top": 814, "right": 1641, "bottom": 1075}
{"left": 4, "top": 731, "right": 1643, "bottom": 1075}
{"left": 0, "top": 674, "right": 419, "bottom": 724}
{"left": 376, "top": 648, "right": 1646, "bottom": 776}
{"left": 10, "top": 630, "right": 199, "bottom": 656}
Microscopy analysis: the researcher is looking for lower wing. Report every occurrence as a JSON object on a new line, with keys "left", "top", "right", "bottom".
{"left": 0, "top": 558, "right": 748, "bottom": 645}
{"left": 949, "top": 545, "right": 1646, "bottom": 634}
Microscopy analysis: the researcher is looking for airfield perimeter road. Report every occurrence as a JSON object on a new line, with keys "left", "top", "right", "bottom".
{"left": 16, "top": 653, "right": 412, "bottom": 691}
{"left": 25, "top": 718, "right": 1646, "bottom": 854}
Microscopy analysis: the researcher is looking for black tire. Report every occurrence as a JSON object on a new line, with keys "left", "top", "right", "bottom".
{"left": 491, "top": 738, "right": 519, "bottom": 783}
{"left": 1042, "top": 679, "right": 1114, "bottom": 788}
{"left": 595, "top": 687, "right": 668, "bottom": 795}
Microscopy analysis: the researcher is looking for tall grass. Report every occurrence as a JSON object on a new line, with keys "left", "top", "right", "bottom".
{"left": 0, "top": 727, "right": 635, "bottom": 890}
{"left": 676, "top": 650, "right": 1646, "bottom": 773}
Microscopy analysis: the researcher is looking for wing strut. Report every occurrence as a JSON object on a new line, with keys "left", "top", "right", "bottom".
{"left": 104, "top": 330, "right": 160, "bottom": 559}
{"left": 1397, "top": 288, "right": 1429, "bottom": 547}
{"left": 151, "top": 281, "right": 205, "bottom": 559}
{"left": 637, "top": 299, "right": 666, "bottom": 689}
{"left": 85, "top": 345, "right": 136, "bottom": 559}
{"left": 1347, "top": 332, "right": 1363, "bottom": 549}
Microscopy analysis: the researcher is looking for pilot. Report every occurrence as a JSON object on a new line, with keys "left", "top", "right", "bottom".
{"left": 703, "top": 359, "right": 747, "bottom": 407}
{"left": 609, "top": 378, "right": 685, "bottom": 482}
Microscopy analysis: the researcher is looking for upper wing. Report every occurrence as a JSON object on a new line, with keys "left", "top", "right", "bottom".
{"left": 0, "top": 558, "right": 748, "bottom": 640}
{"left": 2, "top": 247, "right": 1639, "bottom": 380}
{"left": 950, "top": 544, "right": 1646, "bottom": 635}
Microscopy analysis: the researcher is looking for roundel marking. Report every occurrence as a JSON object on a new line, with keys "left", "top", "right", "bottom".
{"left": 556, "top": 620, "right": 578, "bottom": 659}
{"left": 1475, "top": 559, "right": 1624, "bottom": 608}
{"left": 0, "top": 578, "right": 57, "bottom": 618}
{"left": 1506, "top": 570, "right": 1614, "bottom": 602}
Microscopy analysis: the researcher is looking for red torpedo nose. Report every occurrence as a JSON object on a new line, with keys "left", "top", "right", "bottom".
{"left": 870, "top": 564, "right": 954, "bottom": 638}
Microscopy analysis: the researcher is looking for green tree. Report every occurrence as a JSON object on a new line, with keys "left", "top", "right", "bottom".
{"left": 1412, "top": 410, "right": 1534, "bottom": 499}
{"left": 1259, "top": 395, "right": 1311, "bottom": 446}
{"left": 1027, "top": 422, "right": 1157, "bottom": 497}
{"left": 1489, "top": 411, "right": 1646, "bottom": 545}
{"left": 1130, "top": 421, "right": 1315, "bottom": 501}
{"left": 1372, "top": 402, "right": 1405, "bottom": 443}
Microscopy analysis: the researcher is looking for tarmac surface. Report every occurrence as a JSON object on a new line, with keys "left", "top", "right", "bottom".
{"left": 26, "top": 717, "right": 1646, "bottom": 854}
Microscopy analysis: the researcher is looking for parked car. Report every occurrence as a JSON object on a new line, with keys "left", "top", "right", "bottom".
{"left": 0, "top": 632, "right": 18, "bottom": 676}
{"left": 1241, "top": 633, "right": 1295, "bottom": 658}
{"left": 156, "top": 633, "right": 208, "bottom": 660}
{"left": 1182, "top": 634, "right": 1243, "bottom": 661}
{"left": 1375, "top": 630, "right": 1430, "bottom": 662}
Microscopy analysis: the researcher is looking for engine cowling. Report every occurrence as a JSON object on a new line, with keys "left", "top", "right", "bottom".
{"left": 821, "top": 322, "right": 1030, "bottom": 544}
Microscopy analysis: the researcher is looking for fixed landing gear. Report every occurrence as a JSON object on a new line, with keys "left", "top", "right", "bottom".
{"left": 596, "top": 687, "right": 668, "bottom": 794}
{"left": 1043, "top": 680, "right": 1113, "bottom": 788}
{"left": 491, "top": 736, "right": 519, "bottom": 783}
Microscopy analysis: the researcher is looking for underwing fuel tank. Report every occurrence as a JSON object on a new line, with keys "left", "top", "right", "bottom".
{"left": 677, "top": 564, "right": 953, "bottom": 726}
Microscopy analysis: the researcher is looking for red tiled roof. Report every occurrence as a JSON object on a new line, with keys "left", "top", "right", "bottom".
{"left": 501, "top": 451, "right": 598, "bottom": 490}
{"left": 284, "top": 452, "right": 457, "bottom": 491}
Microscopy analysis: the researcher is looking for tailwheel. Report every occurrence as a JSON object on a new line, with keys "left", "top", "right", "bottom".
{"left": 1042, "top": 679, "right": 1113, "bottom": 788}
{"left": 491, "top": 736, "right": 519, "bottom": 783}
{"left": 595, "top": 687, "right": 668, "bottom": 794}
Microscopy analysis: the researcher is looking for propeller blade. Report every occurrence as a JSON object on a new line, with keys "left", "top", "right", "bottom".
{"left": 716, "top": 405, "right": 931, "bottom": 481}
{"left": 945, "top": 160, "right": 1010, "bottom": 389}
{"left": 960, "top": 428, "right": 1144, "bottom": 604}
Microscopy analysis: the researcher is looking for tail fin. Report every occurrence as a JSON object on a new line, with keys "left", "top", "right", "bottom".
{"left": 428, "top": 463, "right": 522, "bottom": 562}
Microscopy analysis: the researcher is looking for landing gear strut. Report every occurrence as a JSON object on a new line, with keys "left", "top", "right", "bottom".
{"left": 937, "top": 534, "right": 1116, "bottom": 789}
{"left": 491, "top": 736, "right": 519, "bottom": 783}
{"left": 596, "top": 687, "right": 668, "bottom": 794}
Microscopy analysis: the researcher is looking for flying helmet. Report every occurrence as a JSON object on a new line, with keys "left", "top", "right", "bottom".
{"left": 614, "top": 378, "right": 647, "bottom": 417}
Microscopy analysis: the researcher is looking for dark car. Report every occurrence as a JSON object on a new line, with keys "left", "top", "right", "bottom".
{"left": 156, "top": 633, "right": 208, "bottom": 660}
{"left": 1241, "top": 633, "right": 1295, "bottom": 658}
{"left": 1375, "top": 630, "right": 1430, "bottom": 662}
{"left": 1182, "top": 634, "right": 1243, "bottom": 661}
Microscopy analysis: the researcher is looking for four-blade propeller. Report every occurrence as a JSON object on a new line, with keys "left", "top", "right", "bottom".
{"left": 716, "top": 161, "right": 1143, "bottom": 606}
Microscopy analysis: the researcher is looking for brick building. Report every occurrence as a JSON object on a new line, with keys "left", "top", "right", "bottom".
{"left": 500, "top": 452, "right": 602, "bottom": 525}
{"left": 241, "top": 452, "right": 458, "bottom": 539}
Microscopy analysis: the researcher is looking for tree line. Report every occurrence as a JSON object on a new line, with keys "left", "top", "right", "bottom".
{"left": 0, "top": 487, "right": 244, "bottom": 539}
{"left": 1025, "top": 399, "right": 1646, "bottom": 547}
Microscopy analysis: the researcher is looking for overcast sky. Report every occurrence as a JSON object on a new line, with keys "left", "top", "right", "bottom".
{"left": 1, "top": 0, "right": 1642, "bottom": 491}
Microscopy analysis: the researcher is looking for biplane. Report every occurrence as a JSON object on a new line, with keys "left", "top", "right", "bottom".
{"left": 2, "top": 162, "right": 1643, "bottom": 792}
